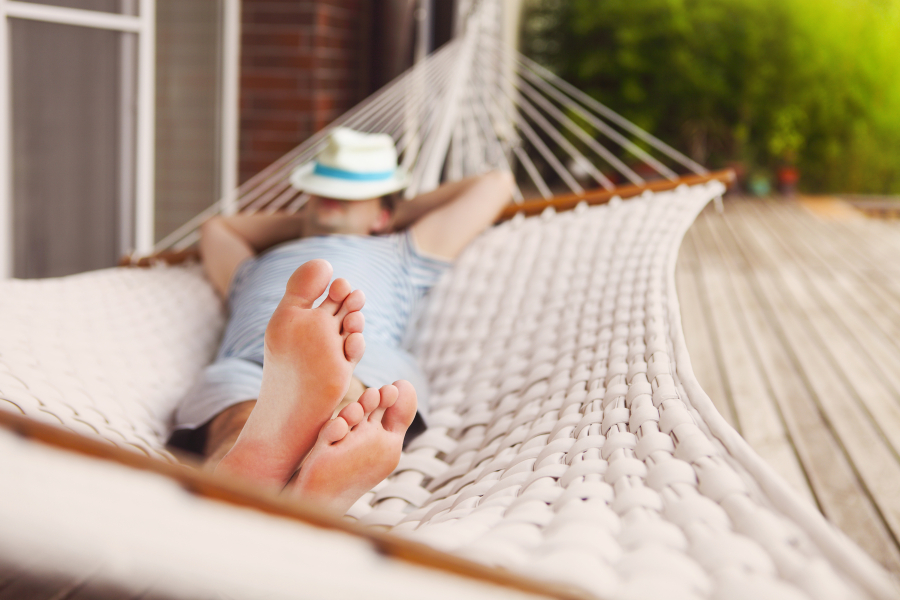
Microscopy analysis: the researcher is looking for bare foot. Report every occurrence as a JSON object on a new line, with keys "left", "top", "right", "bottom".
{"left": 287, "top": 380, "right": 417, "bottom": 514}
{"left": 215, "top": 259, "right": 366, "bottom": 489}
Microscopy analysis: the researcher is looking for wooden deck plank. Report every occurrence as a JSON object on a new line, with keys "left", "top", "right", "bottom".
{"left": 815, "top": 205, "right": 900, "bottom": 276}
{"left": 729, "top": 204, "right": 900, "bottom": 539}
{"left": 712, "top": 205, "right": 900, "bottom": 573}
{"left": 678, "top": 201, "right": 900, "bottom": 580}
{"left": 750, "top": 202, "right": 900, "bottom": 459}
{"left": 693, "top": 207, "right": 860, "bottom": 515}
{"left": 776, "top": 203, "right": 900, "bottom": 355}
{"left": 792, "top": 203, "right": 900, "bottom": 301}
{"left": 675, "top": 230, "right": 736, "bottom": 428}
{"left": 687, "top": 214, "right": 813, "bottom": 500}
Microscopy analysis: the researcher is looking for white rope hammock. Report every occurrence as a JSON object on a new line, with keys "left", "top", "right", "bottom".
{"left": 2, "top": 185, "right": 894, "bottom": 599}
{"left": 0, "top": 1, "right": 895, "bottom": 598}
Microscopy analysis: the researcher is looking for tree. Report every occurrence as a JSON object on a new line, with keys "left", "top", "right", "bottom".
{"left": 522, "top": 0, "right": 900, "bottom": 193}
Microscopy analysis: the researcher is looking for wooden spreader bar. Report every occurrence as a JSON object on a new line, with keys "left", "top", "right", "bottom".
{"left": 0, "top": 409, "right": 590, "bottom": 600}
{"left": 498, "top": 169, "right": 736, "bottom": 222}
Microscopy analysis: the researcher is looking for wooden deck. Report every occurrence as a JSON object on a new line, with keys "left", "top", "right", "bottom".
{"left": 676, "top": 197, "right": 900, "bottom": 584}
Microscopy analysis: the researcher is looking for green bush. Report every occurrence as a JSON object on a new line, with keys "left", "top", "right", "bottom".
{"left": 522, "top": 0, "right": 900, "bottom": 193}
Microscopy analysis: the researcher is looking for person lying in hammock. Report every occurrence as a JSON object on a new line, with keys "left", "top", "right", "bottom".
{"left": 173, "top": 128, "right": 514, "bottom": 514}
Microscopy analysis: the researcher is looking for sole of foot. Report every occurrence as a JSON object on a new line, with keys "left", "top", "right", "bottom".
{"left": 215, "top": 259, "right": 366, "bottom": 489}
{"left": 287, "top": 380, "right": 417, "bottom": 514}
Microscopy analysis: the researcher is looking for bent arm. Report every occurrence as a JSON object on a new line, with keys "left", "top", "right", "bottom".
{"left": 407, "top": 170, "right": 515, "bottom": 260}
{"left": 200, "top": 213, "right": 305, "bottom": 299}
{"left": 388, "top": 176, "right": 494, "bottom": 232}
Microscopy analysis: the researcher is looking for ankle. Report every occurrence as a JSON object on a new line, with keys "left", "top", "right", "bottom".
{"left": 215, "top": 438, "right": 294, "bottom": 489}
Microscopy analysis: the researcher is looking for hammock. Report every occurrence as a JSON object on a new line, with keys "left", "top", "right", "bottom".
{"left": 2, "top": 186, "right": 893, "bottom": 600}
{"left": 0, "top": 1, "right": 895, "bottom": 598}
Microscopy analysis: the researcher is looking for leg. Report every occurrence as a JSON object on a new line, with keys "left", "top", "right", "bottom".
{"left": 286, "top": 380, "right": 417, "bottom": 514}
{"left": 214, "top": 259, "right": 365, "bottom": 489}
{"left": 203, "top": 400, "right": 256, "bottom": 470}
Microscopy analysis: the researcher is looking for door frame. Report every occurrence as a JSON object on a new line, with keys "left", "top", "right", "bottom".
{"left": 0, "top": 0, "right": 239, "bottom": 278}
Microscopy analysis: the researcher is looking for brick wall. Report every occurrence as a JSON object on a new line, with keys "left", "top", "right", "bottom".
{"left": 239, "top": 0, "right": 373, "bottom": 184}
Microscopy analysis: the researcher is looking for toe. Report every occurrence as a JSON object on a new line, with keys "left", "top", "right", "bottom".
{"left": 336, "top": 289, "right": 365, "bottom": 319}
{"left": 320, "top": 417, "right": 350, "bottom": 444}
{"left": 382, "top": 380, "right": 417, "bottom": 434}
{"left": 338, "top": 401, "right": 364, "bottom": 428}
{"left": 283, "top": 260, "right": 333, "bottom": 309}
{"left": 379, "top": 384, "right": 399, "bottom": 409}
{"left": 344, "top": 332, "right": 365, "bottom": 363}
{"left": 341, "top": 311, "right": 365, "bottom": 335}
{"left": 318, "top": 278, "right": 351, "bottom": 315}
{"left": 367, "top": 384, "right": 398, "bottom": 425}
{"left": 358, "top": 387, "right": 380, "bottom": 414}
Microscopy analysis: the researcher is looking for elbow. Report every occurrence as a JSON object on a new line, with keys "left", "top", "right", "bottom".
{"left": 500, "top": 170, "right": 515, "bottom": 195}
{"left": 487, "top": 169, "right": 516, "bottom": 199}
{"left": 200, "top": 215, "right": 225, "bottom": 238}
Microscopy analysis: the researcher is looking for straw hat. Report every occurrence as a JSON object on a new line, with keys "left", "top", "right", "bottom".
{"left": 289, "top": 128, "right": 408, "bottom": 200}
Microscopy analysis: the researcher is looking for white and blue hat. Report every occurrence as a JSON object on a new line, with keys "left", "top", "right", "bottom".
{"left": 289, "top": 128, "right": 409, "bottom": 200}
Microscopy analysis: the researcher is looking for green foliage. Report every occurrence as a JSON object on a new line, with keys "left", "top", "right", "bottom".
{"left": 522, "top": 0, "right": 900, "bottom": 193}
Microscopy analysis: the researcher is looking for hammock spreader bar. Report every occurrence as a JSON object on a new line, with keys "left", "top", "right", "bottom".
{"left": 0, "top": 408, "right": 589, "bottom": 600}
{"left": 498, "top": 169, "right": 736, "bottom": 222}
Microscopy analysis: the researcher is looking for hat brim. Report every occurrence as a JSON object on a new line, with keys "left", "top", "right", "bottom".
{"left": 289, "top": 162, "right": 409, "bottom": 200}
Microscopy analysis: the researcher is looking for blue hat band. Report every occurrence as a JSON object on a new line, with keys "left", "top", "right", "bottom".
{"left": 313, "top": 163, "right": 396, "bottom": 182}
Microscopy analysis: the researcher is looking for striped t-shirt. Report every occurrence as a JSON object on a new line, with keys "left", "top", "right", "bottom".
{"left": 174, "top": 230, "right": 450, "bottom": 430}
